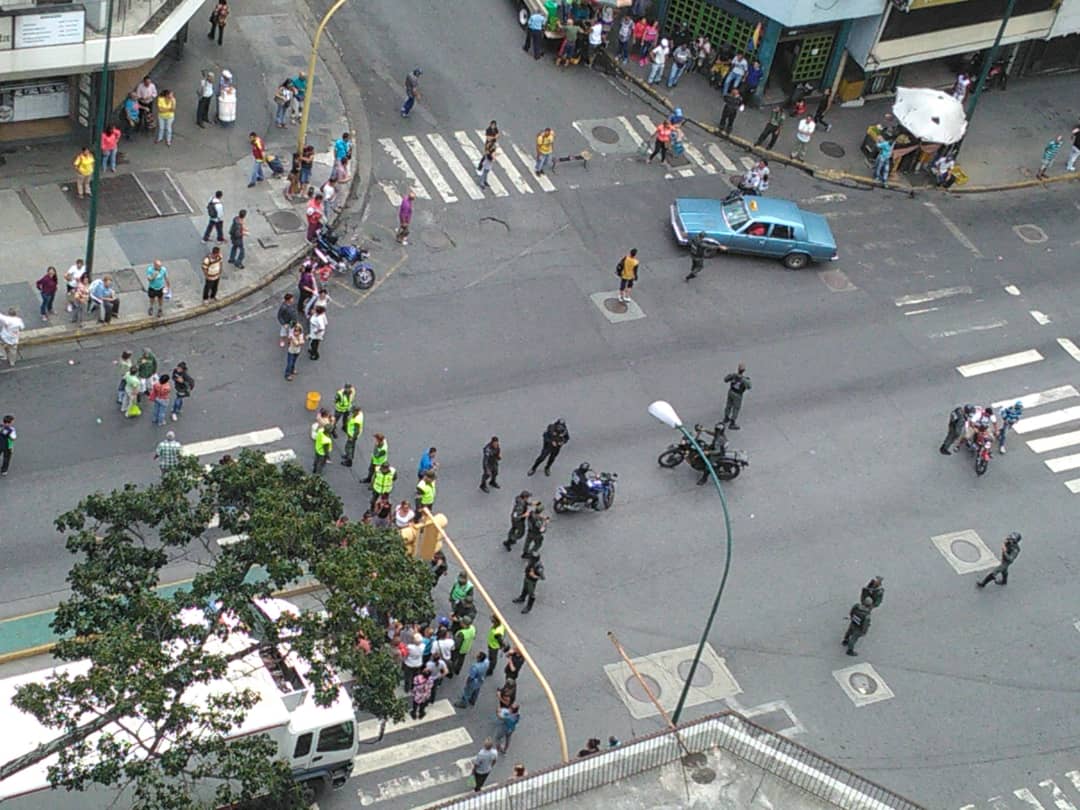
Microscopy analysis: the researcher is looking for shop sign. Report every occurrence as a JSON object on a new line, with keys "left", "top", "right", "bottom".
{"left": 0, "top": 16, "right": 13, "bottom": 51}
{"left": 14, "top": 8, "right": 85, "bottom": 48}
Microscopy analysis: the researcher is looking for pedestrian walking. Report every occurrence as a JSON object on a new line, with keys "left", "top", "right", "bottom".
{"left": 170, "top": 361, "right": 194, "bottom": 420}
{"left": 228, "top": 209, "right": 247, "bottom": 268}
{"left": 718, "top": 89, "right": 742, "bottom": 136}
{"left": 476, "top": 151, "right": 495, "bottom": 190}
{"left": 645, "top": 119, "right": 673, "bottom": 165}
{"left": 578, "top": 738, "right": 602, "bottom": 757}
{"left": 73, "top": 146, "right": 94, "bottom": 199}
{"left": 456, "top": 652, "right": 488, "bottom": 708}
{"left": 116, "top": 352, "right": 136, "bottom": 410}
{"left": 617, "top": 15, "right": 633, "bottom": 63}
{"left": 35, "top": 267, "right": 58, "bottom": 322}
{"left": 485, "top": 616, "right": 507, "bottom": 676}
{"left": 534, "top": 127, "right": 555, "bottom": 175}
{"left": 450, "top": 615, "right": 476, "bottom": 677}
{"left": 415, "top": 471, "right": 437, "bottom": 515}
{"left": 616, "top": 248, "right": 639, "bottom": 303}
{"left": 480, "top": 437, "right": 501, "bottom": 492}
{"left": 284, "top": 323, "right": 304, "bottom": 380}
{"left": 201, "top": 247, "right": 223, "bottom": 302}
{"left": 148, "top": 373, "right": 172, "bottom": 427}
{"left": 155, "top": 89, "right": 176, "bottom": 146}
{"left": 273, "top": 80, "right": 293, "bottom": 128}
{"left": 410, "top": 670, "right": 433, "bottom": 720}
{"left": 320, "top": 178, "right": 338, "bottom": 215}
{"left": 685, "top": 231, "right": 708, "bottom": 281}
{"left": 1067, "top": 125, "right": 1080, "bottom": 172}
{"left": 370, "top": 462, "right": 397, "bottom": 510}
{"left": 423, "top": 649, "right": 450, "bottom": 704}
{"left": 527, "top": 418, "right": 569, "bottom": 476}
{"left": 430, "top": 549, "right": 448, "bottom": 587}
{"left": 0, "top": 415, "right": 15, "bottom": 477}
{"left": 842, "top": 596, "right": 872, "bottom": 656}
{"left": 307, "top": 305, "right": 327, "bottom": 360}
{"left": 940, "top": 404, "right": 974, "bottom": 455}
{"left": 521, "top": 504, "right": 547, "bottom": 559}
{"left": 646, "top": 38, "right": 669, "bottom": 84}
{"left": 666, "top": 41, "right": 691, "bottom": 87}
{"left": 120, "top": 367, "right": 141, "bottom": 418}
{"left": 790, "top": 116, "right": 816, "bottom": 161}
{"left": 723, "top": 364, "right": 751, "bottom": 429}
{"left": 503, "top": 491, "right": 532, "bottom": 551}
{"left": 312, "top": 424, "right": 333, "bottom": 475}
{"left": 524, "top": 9, "right": 545, "bottom": 59}
{"left": 512, "top": 554, "right": 545, "bottom": 614}
{"left": 402, "top": 631, "right": 425, "bottom": 693}
{"left": 1037, "top": 135, "right": 1064, "bottom": 179}
{"left": 396, "top": 191, "right": 414, "bottom": 245}
{"left": 145, "top": 259, "right": 170, "bottom": 317}
{"left": 332, "top": 383, "right": 355, "bottom": 435}
{"left": 360, "top": 433, "right": 389, "bottom": 484}
{"left": 495, "top": 704, "right": 520, "bottom": 753}
{"left": 275, "top": 292, "right": 297, "bottom": 348}
{"left": 813, "top": 88, "right": 833, "bottom": 131}
{"left": 417, "top": 446, "right": 438, "bottom": 480}
{"left": 332, "top": 132, "right": 352, "bottom": 180}
{"left": 297, "top": 260, "right": 318, "bottom": 315}
{"left": 997, "top": 400, "right": 1023, "bottom": 453}
{"left": 401, "top": 69, "right": 422, "bottom": 118}
{"left": 503, "top": 644, "right": 525, "bottom": 684}
{"left": 101, "top": 124, "right": 120, "bottom": 173}
{"left": 860, "top": 576, "right": 884, "bottom": 608}
{"left": 873, "top": 137, "right": 893, "bottom": 185}
{"left": 247, "top": 132, "right": 267, "bottom": 187}
{"left": 208, "top": 0, "right": 228, "bottom": 45}
{"left": 196, "top": 70, "right": 215, "bottom": 127}
{"left": 471, "top": 738, "right": 498, "bottom": 791}
{"left": 155, "top": 430, "right": 182, "bottom": 474}
{"left": 977, "top": 533, "right": 1021, "bottom": 588}
{"left": 202, "top": 191, "right": 225, "bottom": 243}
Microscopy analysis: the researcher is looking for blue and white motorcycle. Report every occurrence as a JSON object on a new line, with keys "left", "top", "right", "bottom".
{"left": 553, "top": 465, "right": 618, "bottom": 513}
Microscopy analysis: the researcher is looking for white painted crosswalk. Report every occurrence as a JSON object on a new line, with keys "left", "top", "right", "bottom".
{"left": 373, "top": 115, "right": 746, "bottom": 209}
{"left": 989, "top": 384, "right": 1080, "bottom": 494}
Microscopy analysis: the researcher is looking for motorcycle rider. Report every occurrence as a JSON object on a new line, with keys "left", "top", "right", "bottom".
{"left": 568, "top": 462, "right": 598, "bottom": 508}
{"left": 961, "top": 406, "right": 996, "bottom": 450}
{"left": 695, "top": 422, "right": 728, "bottom": 486}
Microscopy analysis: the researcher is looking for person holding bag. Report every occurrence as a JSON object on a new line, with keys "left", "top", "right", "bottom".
{"left": 208, "top": 0, "right": 228, "bottom": 45}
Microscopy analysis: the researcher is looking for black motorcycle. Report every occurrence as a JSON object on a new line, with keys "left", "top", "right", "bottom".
{"left": 657, "top": 424, "right": 749, "bottom": 481}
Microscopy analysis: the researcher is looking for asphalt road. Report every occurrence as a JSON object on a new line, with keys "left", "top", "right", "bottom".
{"left": 2, "top": 2, "right": 1079, "bottom": 808}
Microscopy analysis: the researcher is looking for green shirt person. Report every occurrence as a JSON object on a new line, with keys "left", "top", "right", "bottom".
{"left": 341, "top": 406, "right": 364, "bottom": 466}
{"left": 313, "top": 426, "right": 333, "bottom": 475}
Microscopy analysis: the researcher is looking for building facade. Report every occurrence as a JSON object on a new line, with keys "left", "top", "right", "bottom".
{"left": 0, "top": 0, "right": 202, "bottom": 143}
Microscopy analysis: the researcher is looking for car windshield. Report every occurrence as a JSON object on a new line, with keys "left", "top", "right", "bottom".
{"left": 721, "top": 199, "right": 750, "bottom": 231}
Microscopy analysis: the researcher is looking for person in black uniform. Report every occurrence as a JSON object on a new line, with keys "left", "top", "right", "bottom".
{"left": 723, "top": 364, "right": 751, "bottom": 429}
{"left": 512, "top": 554, "right": 546, "bottom": 614}
{"left": 842, "top": 596, "right": 873, "bottom": 656}
{"left": 527, "top": 419, "right": 569, "bottom": 477}
{"left": 940, "top": 404, "right": 975, "bottom": 455}
{"left": 521, "top": 504, "right": 548, "bottom": 559}
{"left": 685, "top": 231, "right": 707, "bottom": 281}
{"left": 977, "top": 533, "right": 1021, "bottom": 588}
{"left": 861, "top": 576, "right": 884, "bottom": 608}
{"left": 480, "top": 436, "right": 501, "bottom": 492}
{"left": 504, "top": 491, "right": 532, "bottom": 551}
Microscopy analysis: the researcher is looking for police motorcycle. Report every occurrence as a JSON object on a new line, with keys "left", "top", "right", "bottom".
{"left": 312, "top": 224, "right": 376, "bottom": 290}
{"left": 553, "top": 462, "right": 618, "bottom": 513}
{"left": 657, "top": 422, "right": 749, "bottom": 481}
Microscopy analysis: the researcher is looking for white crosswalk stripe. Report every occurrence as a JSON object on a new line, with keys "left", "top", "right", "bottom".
{"left": 636, "top": 113, "right": 657, "bottom": 135}
{"left": 1014, "top": 406, "right": 1080, "bottom": 435}
{"left": 377, "top": 138, "right": 432, "bottom": 200}
{"left": 707, "top": 142, "right": 738, "bottom": 172}
{"left": 739, "top": 155, "right": 757, "bottom": 170}
{"left": 427, "top": 133, "right": 484, "bottom": 201}
{"left": 353, "top": 728, "right": 472, "bottom": 776}
{"left": 453, "top": 132, "right": 508, "bottom": 197}
{"left": 182, "top": 428, "right": 285, "bottom": 457}
{"left": 617, "top": 115, "right": 645, "bottom": 147}
{"left": 403, "top": 136, "right": 458, "bottom": 203}
{"left": 510, "top": 140, "right": 556, "bottom": 191}
{"left": 995, "top": 385, "right": 1080, "bottom": 493}
{"left": 1046, "top": 453, "right": 1080, "bottom": 473}
{"left": 956, "top": 349, "right": 1044, "bottom": 377}
{"left": 992, "top": 385, "right": 1078, "bottom": 410}
{"left": 681, "top": 141, "right": 716, "bottom": 174}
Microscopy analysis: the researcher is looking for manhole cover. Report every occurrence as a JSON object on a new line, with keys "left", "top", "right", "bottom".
{"left": 592, "top": 125, "right": 620, "bottom": 144}
{"left": 421, "top": 228, "right": 453, "bottom": 250}
{"left": 267, "top": 210, "right": 303, "bottom": 234}
{"left": 624, "top": 674, "right": 661, "bottom": 703}
{"left": 848, "top": 672, "right": 879, "bottom": 696}
{"left": 690, "top": 766, "right": 717, "bottom": 784}
{"left": 819, "top": 141, "right": 845, "bottom": 158}
{"left": 603, "top": 297, "right": 628, "bottom": 314}
{"left": 950, "top": 538, "right": 982, "bottom": 563}
{"left": 676, "top": 660, "right": 714, "bottom": 687}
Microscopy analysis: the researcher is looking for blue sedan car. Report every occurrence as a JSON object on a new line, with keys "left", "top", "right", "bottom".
{"left": 670, "top": 194, "right": 838, "bottom": 270}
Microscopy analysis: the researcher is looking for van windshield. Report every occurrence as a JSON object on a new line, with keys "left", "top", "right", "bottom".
{"left": 316, "top": 721, "right": 355, "bottom": 752}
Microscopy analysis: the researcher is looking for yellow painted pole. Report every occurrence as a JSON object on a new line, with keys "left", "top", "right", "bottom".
{"left": 421, "top": 509, "right": 570, "bottom": 763}
{"left": 296, "top": 0, "right": 349, "bottom": 157}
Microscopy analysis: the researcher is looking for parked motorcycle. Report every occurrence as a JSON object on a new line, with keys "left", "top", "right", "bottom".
{"left": 657, "top": 423, "right": 749, "bottom": 481}
{"left": 553, "top": 471, "right": 618, "bottom": 513}
{"left": 312, "top": 225, "right": 376, "bottom": 290}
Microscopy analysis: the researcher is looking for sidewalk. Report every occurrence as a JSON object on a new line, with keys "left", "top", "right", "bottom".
{"left": 0, "top": 0, "right": 365, "bottom": 348}
{"left": 608, "top": 54, "right": 1080, "bottom": 192}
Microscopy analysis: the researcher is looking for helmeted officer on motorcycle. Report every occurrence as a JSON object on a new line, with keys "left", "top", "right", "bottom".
{"left": 568, "top": 462, "right": 596, "bottom": 507}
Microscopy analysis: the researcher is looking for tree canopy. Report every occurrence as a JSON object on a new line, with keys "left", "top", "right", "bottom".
{"left": 0, "top": 451, "right": 434, "bottom": 809}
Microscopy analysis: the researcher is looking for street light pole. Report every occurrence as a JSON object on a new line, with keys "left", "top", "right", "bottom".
{"left": 84, "top": 0, "right": 115, "bottom": 276}
{"left": 647, "top": 402, "right": 734, "bottom": 725}
{"left": 296, "top": 0, "right": 349, "bottom": 158}
{"left": 960, "top": 0, "right": 1017, "bottom": 142}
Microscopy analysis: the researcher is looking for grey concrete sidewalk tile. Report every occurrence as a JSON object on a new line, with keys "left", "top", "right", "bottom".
{"left": 24, "top": 184, "right": 83, "bottom": 232}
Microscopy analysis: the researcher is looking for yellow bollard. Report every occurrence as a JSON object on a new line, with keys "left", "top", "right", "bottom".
{"left": 305, "top": 391, "right": 321, "bottom": 411}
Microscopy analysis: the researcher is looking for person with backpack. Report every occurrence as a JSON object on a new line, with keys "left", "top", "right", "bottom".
{"left": 616, "top": 248, "right": 639, "bottom": 303}
{"left": 228, "top": 209, "right": 247, "bottom": 268}
{"left": 170, "top": 361, "right": 195, "bottom": 421}
{"left": 203, "top": 191, "right": 225, "bottom": 243}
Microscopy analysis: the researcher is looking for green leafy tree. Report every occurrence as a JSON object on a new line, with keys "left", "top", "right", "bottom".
{"left": 0, "top": 451, "right": 433, "bottom": 809}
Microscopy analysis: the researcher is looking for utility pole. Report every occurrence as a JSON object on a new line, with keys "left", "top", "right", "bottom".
{"left": 956, "top": 0, "right": 1017, "bottom": 158}
{"left": 296, "top": 0, "right": 350, "bottom": 157}
{"left": 84, "top": 0, "right": 115, "bottom": 277}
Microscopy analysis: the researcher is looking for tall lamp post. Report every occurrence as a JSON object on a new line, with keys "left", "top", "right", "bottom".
{"left": 84, "top": 0, "right": 116, "bottom": 276}
{"left": 647, "top": 401, "right": 734, "bottom": 725}
{"left": 296, "top": 0, "right": 350, "bottom": 158}
{"left": 955, "top": 0, "right": 1017, "bottom": 159}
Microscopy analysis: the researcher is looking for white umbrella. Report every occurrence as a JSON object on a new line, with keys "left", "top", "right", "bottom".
{"left": 891, "top": 86, "right": 968, "bottom": 144}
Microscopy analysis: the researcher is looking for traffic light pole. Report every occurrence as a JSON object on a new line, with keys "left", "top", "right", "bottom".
{"left": 84, "top": 0, "right": 115, "bottom": 276}
{"left": 296, "top": 0, "right": 350, "bottom": 158}
{"left": 956, "top": 0, "right": 1017, "bottom": 159}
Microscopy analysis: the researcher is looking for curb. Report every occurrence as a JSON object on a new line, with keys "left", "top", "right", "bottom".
{"left": 609, "top": 60, "right": 1080, "bottom": 197}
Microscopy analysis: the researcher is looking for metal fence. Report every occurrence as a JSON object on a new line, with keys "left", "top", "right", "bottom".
{"left": 427, "top": 711, "right": 926, "bottom": 810}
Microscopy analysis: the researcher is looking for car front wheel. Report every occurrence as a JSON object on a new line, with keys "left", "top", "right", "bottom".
{"left": 782, "top": 252, "right": 809, "bottom": 270}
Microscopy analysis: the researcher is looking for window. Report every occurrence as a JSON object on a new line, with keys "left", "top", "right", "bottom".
{"left": 316, "top": 721, "right": 355, "bottom": 753}
{"left": 293, "top": 733, "right": 312, "bottom": 758}
{"left": 770, "top": 225, "right": 794, "bottom": 240}
{"left": 745, "top": 222, "right": 767, "bottom": 237}
{"left": 722, "top": 199, "right": 749, "bottom": 230}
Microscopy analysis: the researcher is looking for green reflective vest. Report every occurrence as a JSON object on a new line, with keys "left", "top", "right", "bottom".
{"left": 314, "top": 430, "right": 332, "bottom": 457}
{"left": 456, "top": 625, "right": 476, "bottom": 655}
{"left": 487, "top": 624, "right": 506, "bottom": 651}
{"left": 334, "top": 387, "right": 354, "bottom": 414}
{"left": 417, "top": 479, "right": 436, "bottom": 506}
{"left": 346, "top": 410, "right": 364, "bottom": 439}
{"left": 373, "top": 466, "right": 396, "bottom": 494}
{"left": 371, "top": 441, "right": 388, "bottom": 465}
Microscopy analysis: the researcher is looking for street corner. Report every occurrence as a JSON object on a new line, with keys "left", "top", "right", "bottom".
{"left": 832, "top": 662, "right": 895, "bottom": 707}
{"left": 590, "top": 291, "right": 646, "bottom": 323}
{"left": 603, "top": 643, "right": 740, "bottom": 720}
{"left": 930, "top": 529, "right": 1000, "bottom": 575}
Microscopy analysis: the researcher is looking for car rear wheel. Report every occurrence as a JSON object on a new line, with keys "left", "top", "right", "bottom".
{"left": 517, "top": 2, "right": 529, "bottom": 27}
{"left": 782, "top": 252, "right": 809, "bottom": 270}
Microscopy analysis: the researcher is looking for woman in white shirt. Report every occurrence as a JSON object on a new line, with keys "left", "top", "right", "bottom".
{"left": 394, "top": 500, "right": 415, "bottom": 528}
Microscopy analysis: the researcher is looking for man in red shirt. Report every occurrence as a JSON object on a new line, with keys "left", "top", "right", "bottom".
{"left": 247, "top": 131, "right": 266, "bottom": 187}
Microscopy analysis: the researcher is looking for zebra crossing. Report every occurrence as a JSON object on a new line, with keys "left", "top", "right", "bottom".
{"left": 374, "top": 114, "right": 750, "bottom": 209}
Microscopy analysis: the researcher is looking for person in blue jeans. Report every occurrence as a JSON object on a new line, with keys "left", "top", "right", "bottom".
{"left": 401, "top": 69, "right": 422, "bottom": 117}
{"left": 170, "top": 361, "right": 195, "bottom": 421}
{"left": 997, "top": 401, "right": 1024, "bottom": 453}
{"left": 874, "top": 137, "right": 893, "bottom": 184}
{"left": 455, "top": 652, "right": 488, "bottom": 708}
{"left": 524, "top": 10, "right": 546, "bottom": 59}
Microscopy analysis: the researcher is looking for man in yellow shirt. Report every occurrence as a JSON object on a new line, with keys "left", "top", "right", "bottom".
{"left": 72, "top": 147, "right": 94, "bottom": 199}
{"left": 617, "top": 248, "right": 639, "bottom": 303}
{"left": 534, "top": 127, "right": 555, "bottom": 176}
{"left": 155, "top": 89, "right": 176, "bottom": 146}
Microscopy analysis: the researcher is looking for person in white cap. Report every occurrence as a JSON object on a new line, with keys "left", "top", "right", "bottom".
{"left": 647, "top": 38, "right": 670, "bottom": 85}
